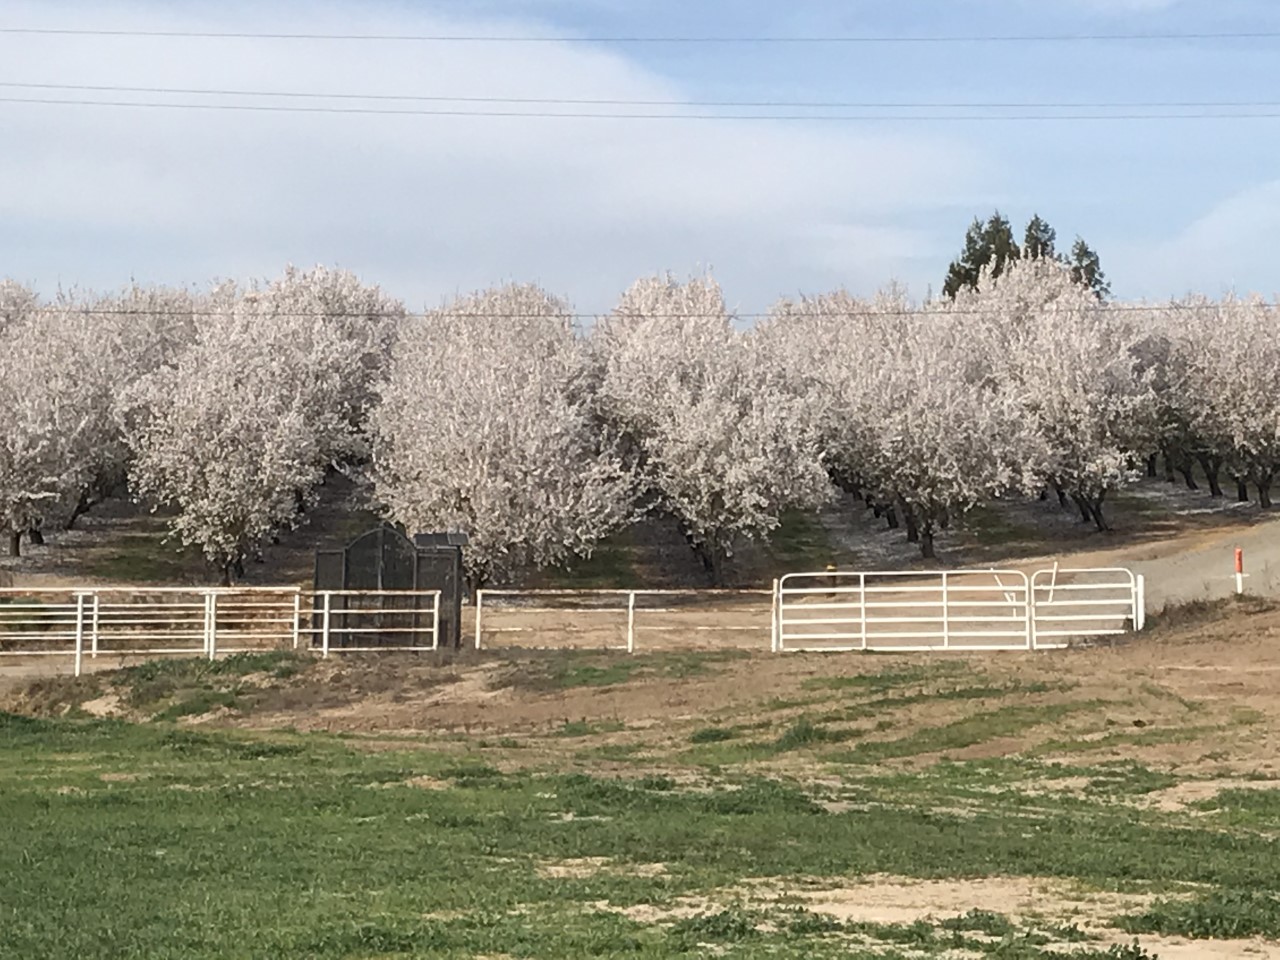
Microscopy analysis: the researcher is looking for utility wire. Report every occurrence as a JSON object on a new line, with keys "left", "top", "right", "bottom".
{"left": 1, "top": 80, "right": 1275, "bottom": 111}
{"left": 2, "top": 27, "right": 1278, "bottom": 43}
{"left": 44, "top": 303, "right": 1279, "bottom": 320}
{"left": 3, "top": 96, "right": 1276, "bottom": 121}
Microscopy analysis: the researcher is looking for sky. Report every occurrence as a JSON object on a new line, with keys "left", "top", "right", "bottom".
{"left": 1, "top": 0, "right": 1278, "bottom": 314}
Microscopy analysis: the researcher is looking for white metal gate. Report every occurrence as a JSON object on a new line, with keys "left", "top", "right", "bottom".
{"left": 1029, "top": 566, "right": 1145, "bottom": 645}
{"left": 0, "top": 587, "right": 442, "bottom": 676}
{"left": 774, "top": 567, "right": 1144, "bottom": 653}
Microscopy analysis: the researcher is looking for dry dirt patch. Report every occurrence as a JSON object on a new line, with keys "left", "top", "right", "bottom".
{"left": 536, "top": 857, "right": 667, "bottom": 880}
{"left": 1141, "top": 778, "right": 1280, "bottom": 813}
{"left": 788, "top": 875, "right": 1158, "bottom": 927}
{"left": 81, "top": 693, "right": 121, "bottom": 718}
{"left": 1099, "top": 935, "right": 1277, "bottom": 959}
{"left": 616, "top": 874, "right": 1166, "bottom": 929}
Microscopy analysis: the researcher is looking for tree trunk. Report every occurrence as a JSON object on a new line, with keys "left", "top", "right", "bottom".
{"left": 1089, "top": 494, "right": 1110, "bottom": 532}
{"left": 920, "top": 522, "right": 937, "bottom": 560}
{"left": 1071, "top": 494, "right": 1092, "bottom": 524}
{"left": 1038, "top": 488, "right": 1048, "bottom": 502}
{"left": 64, "top": 490, "right": 94, "bottom": 530}
{"left": 220, "top": 563, "right": 233, "bottom": 587}
{"left": 883, "top": 505, "right": 899, "bottom": 530}
{"left": 1162, "top": 452, "right": 1176, "bottom": 483}
{"left": 26, "top": 527, "right": 44, "bottom": 546}
{"left": 1236, "top": 479, "right": 1250, "bottom": 503}
{"left": 1146, "top": 453, "right": 1158, "bottom": 478}
{"left": 689, "top": 539, "right": 726, "bottom": 586}
{"left": 1051, "top": 480, "right": 1070, "bottom": 509}
{"left": 899, "top": 499, "right": 919, "bottom": 543}
{"left": 1177, "top": 466, "right": 1198, "bottom": 491}
{"left": 1258, "top": 478, "right": 1274, "bottom": 510}
{"left": 864, "top": 494, "right": 876, "bottom": 510}
{"left": 8, "top": 530, "right": 20, "bottom": 558}
{"left": 1196, "top": 455, "right": 1224, "bottom": 498}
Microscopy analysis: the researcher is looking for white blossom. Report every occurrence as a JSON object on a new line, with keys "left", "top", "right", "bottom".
{"left": 593, "top": 274, "right": 831, "bottom": 579}
{"left": 371, "top": 284, "right": 636, "bottom": 588}
{"left": 118, "top": 267, "right": 403, "bottom": 581}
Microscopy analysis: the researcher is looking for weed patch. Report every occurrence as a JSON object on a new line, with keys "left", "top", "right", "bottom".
{"left": 773, "top": 717, "right": 852, "bottom": 752}
{"left": 830, "top": 702, "right": 1105, "bottom": 764}
{"left": 1118, "top": 889, "right": 1280, "bottom": 939}
{"left": 689, "top": 726, "right": 738, "bottom": 744}
{"left": 803, "top": 661, "right": 971, "bottom": 694}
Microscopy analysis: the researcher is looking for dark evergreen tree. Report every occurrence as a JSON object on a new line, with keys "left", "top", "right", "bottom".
{"left": 1068, "top": 237, "right": 1111, "bottom": 300}
{"left": 942, "top": 211, "right": 1021, "bottom": 299}
{"left": 1023, "top": 214, "right": 1057, "bottom": 260}
{"left": 944, "top": 212, "right": 1110, "bottom": 301}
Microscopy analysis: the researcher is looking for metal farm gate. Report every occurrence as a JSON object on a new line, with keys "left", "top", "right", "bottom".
{"left": 774, "top": 567, "right": 1143, "bottom": 653}
{"left": 313, "top": 526, "right": 464, "bottom": 649}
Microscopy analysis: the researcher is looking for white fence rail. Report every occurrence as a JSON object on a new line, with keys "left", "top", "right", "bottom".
{"left": 0, "top": 567, "right": 1144, "bottom": 676}
{"left": 0, "top": 587, "right": 441, "bottom": 675}
{"left": 777, "top": 570, "right": 1034, "bottom": 652}
{"left": 473, "top": 589, "right": 772, "bottom": 652}
{"left": 1030, "top": 566, "right": 1145, "bottom": 642}
{"left": 775, "top": 567, "right": 1144, "bottom": 653}
{"left": 305, "top": 590, "right": 443, "bottom": 656}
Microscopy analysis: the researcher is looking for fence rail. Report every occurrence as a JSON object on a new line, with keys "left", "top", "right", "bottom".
{"left": 1030, "top": 565, "right": 1145, "bottom": 642}
{"left": 0, "top": 587, "right": 440, "bottom": 675}
{"left": 775, "top": 567, "right": 1144, "bottom": 653}
{"left": 473, "top": 588, "right": 773, "bottom": 652}
{"left": 0, "top": 567, "right": 1144, "bottom": 676}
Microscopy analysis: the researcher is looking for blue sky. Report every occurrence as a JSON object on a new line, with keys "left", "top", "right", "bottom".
{"left": 1, "top": 0, "right": 1277, "bottom": 313}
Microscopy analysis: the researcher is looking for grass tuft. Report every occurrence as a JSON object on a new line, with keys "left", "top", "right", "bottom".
{"left": 1118, "top": 889, "right": 1280, "bottom": 939}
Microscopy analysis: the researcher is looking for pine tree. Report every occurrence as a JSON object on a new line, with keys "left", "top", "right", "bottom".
{"left": 942, "top": 212, "right": 1021, "bottom": 299}
{"left": 945, "top": 213, "right": 1109, "bottom": 301}
{"left": 1068, "top": 237, "right": 1111, "bottom": 300}
{"left": 1023, "top": 214, "right": 1057, "bottom": 260}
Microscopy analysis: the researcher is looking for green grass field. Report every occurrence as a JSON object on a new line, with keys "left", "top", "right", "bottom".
{"left": 4, "top": 632, "right": 1280, "bottom": 959}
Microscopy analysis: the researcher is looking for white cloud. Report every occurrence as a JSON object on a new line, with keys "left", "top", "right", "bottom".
{"left": 0, "top": 0, "right": 991, "bottom": 312}
{"left": 1117, "top": 180, "right": 1280, "bottom": 300}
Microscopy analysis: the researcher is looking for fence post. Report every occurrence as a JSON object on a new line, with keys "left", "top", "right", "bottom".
{"left": 73, "top": 593, "right": 86, "bottom": 678}
{"left": 291, "top": 592, "right": 301, "bottom": 650}
{"left": 431, "top": 591, "right": 440, "bottom": 651}
{"left": 321, "top": 592, "right": 332, "bottom": 659}
{"left": 859, "top": 574, "right": 867, "bottom": 651}
{"left": 770, "top": 579, "right": 779, "bottom": 653}
{"left": 473, "top": 590, "right": 484, "bottom": 650}
{"left": 626, "top": 591, "right": 636, "bottom": 654}
{"left": 941, "top": 573, "right": 950, "bottom": 649}
{"left": 90, "top": 592, "right": 100, "bottom": 659}
{"left": 1025, "top": 573, "right": 1036, "bottom": 651}
{"left": 201, "top": 593, "right": 211, "bottom": 657}
{"left": 1135, "top": 575, "right": 1146, "bottom": 631}
{"left": 207, "top": 592, "right": 218, "bottom": 661}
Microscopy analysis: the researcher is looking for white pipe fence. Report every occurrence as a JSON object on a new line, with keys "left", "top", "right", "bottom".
{"left": 0, "top": 567, "right": 1145, "bottom": 675}
{"left": 303, "top": 590, "right": 443, "bottom": 657}
{"left": 473, "top": 588, "right": 773, "bottom": 652}
{"left": 776, "top": 567, "right": 1144, "bottom": 653}
{"left": 0, "top": 587, "right": 442, "bottom": 675}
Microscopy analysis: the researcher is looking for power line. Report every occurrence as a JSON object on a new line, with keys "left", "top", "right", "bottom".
{"left": 2, "top": 26, "right": 1278, "bottom": 43}
{"left": 3, "top": 96, "right": 1277, "bottom": 121}
{"left": 42, "top": 303, "right": 1279, "bottom": 320}
{"left": 2, "top": 80, "right": 1275, "bottom": 111}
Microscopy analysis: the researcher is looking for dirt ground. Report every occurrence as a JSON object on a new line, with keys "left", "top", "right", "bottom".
{"left": 7, "top": 599, "right": 1280, "bottom": 957}
{"left": 8, "top": 596, "right": 1274, "bottom": 775}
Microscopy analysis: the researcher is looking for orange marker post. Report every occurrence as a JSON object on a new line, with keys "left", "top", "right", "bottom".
{"left": 1235, "top": 548, "right": 1245, "bottom": 595}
